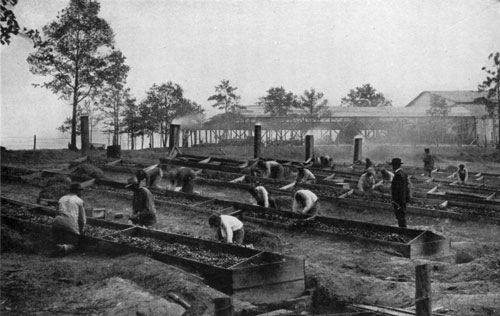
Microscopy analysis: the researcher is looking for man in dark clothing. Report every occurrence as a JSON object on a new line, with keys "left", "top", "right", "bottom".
{"left": 390, "top": 158, "right": 410, "bottom": 228}
{"left": 126, "top": 177, "right": 157, "bottom": 227}
{"left": 136, "top": 165, "right": 163, "bottom": 189}
{"left": 422, "top": 148, "right": 434, "bottom": 177}
{"left": 165, "top": 167, "right": 197, "bottom": 193}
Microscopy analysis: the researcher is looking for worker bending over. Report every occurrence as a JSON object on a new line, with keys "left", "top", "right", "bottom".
{"left": 249, "top": 185, "right": 278, "bottom": 209}
{"left": 52, "top": 183, "right": 86, "bottom": 256}
{"left": 257, "top": 160, "right": 284, "bottom": 180}
{"left": 296, "top": 166, "right": 316, "bottom": 184}
{"left": 292, "top": 189, "right": 320, "bottom": 216}
{"left": 136, "top": 165, "right": 163, "bottom": 189}
{"left": 165, "top": 167, "right": 197, "bottom": 193}
{"left": 358, "top": 167, "right": 377, "bottom": 192}
{"left": 208, "top": 214, "right": 245, "bottom": 244}
{"left": 126, "top": 177, "right": 157, "bottom": 227}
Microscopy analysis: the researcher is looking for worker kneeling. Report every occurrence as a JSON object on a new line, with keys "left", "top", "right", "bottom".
{"left": 51, "top": 183, "right": 86, "bottom": 256}
{"left": 136, "top": 165, "right": 163, "bottom": 189}
{"left": 208, "top": 214, "right": 245, "bottom": 245}
{"left": 125, "top": 177, "right": 157, "bottom": 227}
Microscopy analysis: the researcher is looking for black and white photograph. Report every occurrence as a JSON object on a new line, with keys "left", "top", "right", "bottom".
{"left": 1, "top": 0, "right": 500, "bottom": 315}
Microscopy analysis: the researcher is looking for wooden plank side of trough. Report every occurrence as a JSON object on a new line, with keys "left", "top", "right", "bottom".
{"left": 160, "top": 158, "right": 243, "bottom": 173}
{"left": 100, "top": 164, "right": 137, "bottom": 173}
{"left": 409, "top": 231, "right": 451, "bottom": 259}
{"left": 233, "top": 279, "right": 306, "bottom": 305}
{"left": 231, "top": 255, "right": 305, "bottom": 290}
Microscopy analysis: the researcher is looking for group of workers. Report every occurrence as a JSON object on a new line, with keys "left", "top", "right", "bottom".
{"left": 422, "top": 148, "right": 469, "bottom": 183}
{"left": 49, "top": 149, "right": 472, "bottom": 255}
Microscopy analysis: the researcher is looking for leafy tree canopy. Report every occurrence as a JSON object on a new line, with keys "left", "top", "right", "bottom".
{"left": 27, "top": 0, "right": 117, "bottom": 150}
{"left": 298, "top": 88, "right": 330, "bottom": 118}
{"left": 258, "top": 86, "right": 299, "bottom": 117}
{"left": 478, "top": 52, "right": 500, "bottom": 150}
{"left": 208, "top": 79, "right": 241, "bottom": 113}
{"left": 1, "top": 0, "right": 41, "bottom": 46}
{"left": 340, "top": 83, "right": 392, "bottom": 107}
{"left": 426, "top": 94, "right": 449, "bottom": 116}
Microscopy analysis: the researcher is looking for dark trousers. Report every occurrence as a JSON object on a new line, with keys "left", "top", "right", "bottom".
{"left": 52, "top": 226, "right": 80, "bottom": 249}
{"left": 130, "top": 212, "right": 157, "bottom": 227}
{"left": 181, "top": 181, "right": 194, "bottom": 194}
{"left": 217, "top": 227, "right": 245, "bottom": 244}
{"left": 270, "top": 165, "right": 284, "bottom": 179}
{"left": 257, "top": 197, "right": 278, "bottom": 209}
{"left": 305, "top": 201, "right": 320, "bottom": 216}
{"left": 393, "top": 204, "right": 407, "bottom": 228}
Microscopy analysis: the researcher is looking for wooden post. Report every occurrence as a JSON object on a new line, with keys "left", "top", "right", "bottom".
{"left": 415, "top": 264, "right": 432, "bottom": 316}
{"left": 80, "top": 113, "right": 89, "bottom": 156}
{"left": 305, "top": 135, "right": 314, "bottom": 161}
{"left": 254, "top": 124, "right": 261, "bottom": 158}
{"left": 169, "top": 124, "right": 180, "bottom": 149}
{"left": 353, "top": 135, "right": 363, "bottom": 163}
{"left": 213, "top": 297, "right": 233, "bottom": 316}
{"left": 33, "top": 135, "right": 36, "bottom": 151}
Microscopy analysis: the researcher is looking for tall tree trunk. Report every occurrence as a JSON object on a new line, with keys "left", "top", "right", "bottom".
{"left": 70, "top": 84, "right": 78, "bottom": 151}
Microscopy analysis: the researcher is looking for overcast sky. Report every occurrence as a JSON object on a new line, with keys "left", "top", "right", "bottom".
{"left": 1, "top": 0, "right": 499, "bottom": 140}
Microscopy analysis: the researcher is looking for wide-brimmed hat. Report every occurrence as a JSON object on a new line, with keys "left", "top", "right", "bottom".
{"left": 125, "top": 177, "right": 139, "bottom": 188}
{"left": 69, "top": 183, "right": 83, "bottom": 193}
{"left": 388, "top": 158, "right": 403, "bottom": 166}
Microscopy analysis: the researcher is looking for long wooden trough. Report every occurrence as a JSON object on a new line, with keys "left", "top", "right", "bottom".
{"left": 232, "top": 207, "right": 450, "bottom": 259}
{"left": 0, "top": 197, "right": 305, "bottom": 304}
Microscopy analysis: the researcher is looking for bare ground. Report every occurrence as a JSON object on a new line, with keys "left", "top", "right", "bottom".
{"left": 1, "top": 145, "right": 500, "bottom": 315}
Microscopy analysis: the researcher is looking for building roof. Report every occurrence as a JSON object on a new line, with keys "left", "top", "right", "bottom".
{"left": 405, "top": 91, "right": 490, "bottom": 107}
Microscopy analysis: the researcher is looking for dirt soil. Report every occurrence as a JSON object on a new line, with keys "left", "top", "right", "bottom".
{"left": 1, "top": 145, "right": 500, "bottom": 316}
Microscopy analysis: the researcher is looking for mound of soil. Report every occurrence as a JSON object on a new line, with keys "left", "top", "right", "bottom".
{"left": 71, "top": 163, "right": 105, "bottom": 179}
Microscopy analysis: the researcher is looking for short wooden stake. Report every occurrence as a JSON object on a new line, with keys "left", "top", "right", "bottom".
{"left": 415, "top": 264, "right": 432, "bottom": 316}
{"left": 214, "top": 297, "right": 233, "bottom": 316}
{"left": 33, "top": 135, "right": 36, "bottom": 151}
{"left": 305, "top": 135, "right": 314, "bottom": 162}
{"left": 254, "top": 124, "right": 262, "bottom": 158}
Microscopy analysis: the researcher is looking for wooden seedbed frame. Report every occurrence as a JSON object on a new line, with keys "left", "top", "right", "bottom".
{"left": 232, "top": 207, "right": 450, "bottom": 259}
{"left": 1, "top": 197, "right": 305, "bottom": 304}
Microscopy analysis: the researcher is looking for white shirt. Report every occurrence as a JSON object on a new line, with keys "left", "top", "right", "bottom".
{"left": 53, "top": 193, "right": 86, "bottom": 235}
{"left": 292, "top": 190, "right": 318, "bottom": 214}
{"left": 220, "top": 215, "right": 243, "bottom": 243}
{"left": 255, "top": 186, "right": 269, "bottom": 207}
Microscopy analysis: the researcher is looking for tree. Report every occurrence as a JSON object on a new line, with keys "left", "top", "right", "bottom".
{"left": 478, "top": 52, "right": 500, "bottom": 150}
{"left": 257, "top": 87, "right": 299, "bottom": 117}
{"left": 422, "top": 94, "right": 449, "bottom": 146}
{"left": 1, "top": 0, "right": 40, "bottom": 46}
{"left": 98, "top": 50, "right": 130, "bottom": 146}
{"left": 27, "top": 0, "right": 116, "bottom": 151}
{"left": 122, "top": 97, "right": 140, "bottom": 149}
{"left": 208, "top": 79, "right": 241, "bottom": 113}
{"left": 298, "top": 88, "right": 330, "bottom": 118}
{"left": 57, "top": 99, "right": 104, "bottom": 143}
{"left": 142, "top": 82, "right": 184, "bottom": 147}
{"left": 340, "top": 84, "right": 392, "bottom": 107}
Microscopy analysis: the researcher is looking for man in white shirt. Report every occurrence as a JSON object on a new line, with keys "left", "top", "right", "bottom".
{"left": 208, "top": 214, "right": 245, "bottom": 244}
{"left": 52, "top": 183, "right": 86, "bottom": 255}
{"left": 296, "top": 166, "right": 317, "bottom": 184}
{"left": 257, "top": 160, "right": 284, "bottom": 180}
{"left": 248, "top": 185, "right": 278, "bottom": 208}
{"left": 292, "top": 189, "right": 320, "bottom": 216}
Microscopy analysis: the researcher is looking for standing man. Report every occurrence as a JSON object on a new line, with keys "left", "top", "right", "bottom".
{"left": 136, "top": 165, "right": 163, "bottom": 189}
{"left": 125, "top": 177, "right": 157, "bottom": 227}
{"left": 208, "top": 214, "right": 245, "bottom": 244}
{"left": 292, "top": 189, "right": 320, "bottom": 216}
{"left": 390, "top": 158, "right": 410, "bottom": 228}
{"left": 422, "top": 148, "right": 435, "bottom": 177}
{"left": 52, "top": 183, "right": 86, "bottom": 256}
